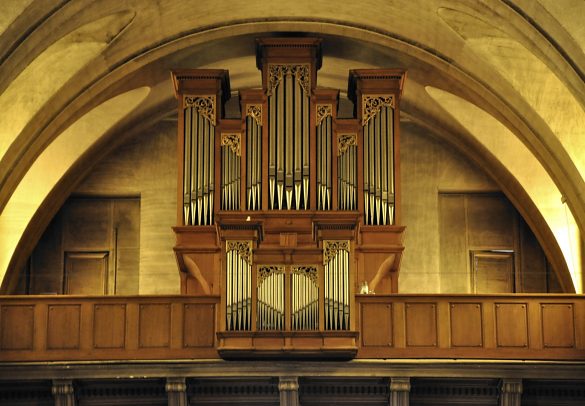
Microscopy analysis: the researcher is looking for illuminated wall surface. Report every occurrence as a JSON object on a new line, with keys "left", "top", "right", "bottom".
{"left": 0, "top": 0, "right": 583, "bottom": 293}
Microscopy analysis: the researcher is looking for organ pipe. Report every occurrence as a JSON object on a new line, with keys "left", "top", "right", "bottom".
{"left": 323, "top": 241, "right": 350, "bottom": 330}
{"left": 221, "top": 133, "right": 241, "bottom": 211}
{"left": 182, "top": 95, "right": 216, "bottom": 226}
{"left": 225, "top": 241, "right": 252, "bottom": 331}
{"left": 257, "top": 266, "right": 285, "bottom": 330}
{"left": 362, "top": 96, "right": 395, "bottom": 225}
{"left": 291, "top": 266, "right": 318, "bottom": 330}
{"left": 337, "top": 133, "right": 357, "bottom": 210}
{"left": 267, "top": 64, "right": 311, "bottom": 210}
{"left": 246, "top": 105, "right": 262, "bottom": 210}
{"left": 316, "top": 105, "right": 332, "bottom": 211}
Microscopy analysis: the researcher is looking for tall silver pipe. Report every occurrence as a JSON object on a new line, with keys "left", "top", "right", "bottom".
{"left": 302, "top": 90, "right": 309, "bottom": 209}
{"left": 183, "top": 108, "right": 192, "bottom": 224}
{"left": 294, "top": 80, "right": 302, "bottom": 210}
{"left": 269, "top": 94, "right": 276, "bottom": 209}
{"left": 285, "top": 75, "right": 293, "bottom": 209}
{"left": 277, "top": 79, "right": 285, "bottom": 209}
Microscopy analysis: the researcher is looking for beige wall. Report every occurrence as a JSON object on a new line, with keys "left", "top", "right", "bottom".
{"left": 54, "top": 116, "right": 544, "bottom": 294}
{"left": 75, "top": 121, "right": 178, "bottom": 294}
{"left": 400, "top": 121, "right": 498, "bottom": 292}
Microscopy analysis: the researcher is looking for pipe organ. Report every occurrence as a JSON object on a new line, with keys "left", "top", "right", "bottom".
{"left": 183, "top": 96, "right": 218, "bottom": 225}
{"left": 172, "top": 38, "right": 406, "bottom": 359}
{"left": 245, "top": 105, "right": 263, "bottom": 210}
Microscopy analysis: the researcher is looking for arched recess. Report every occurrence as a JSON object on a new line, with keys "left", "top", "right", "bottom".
{"left": 0, "top": 20, "right": 581, "bottom": 292}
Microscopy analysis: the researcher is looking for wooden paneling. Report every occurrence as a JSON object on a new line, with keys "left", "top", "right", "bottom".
{"left": 1, "top": 305, "right": 34, "bottom": 350}
{"left": 467, "top": 194, "right": 515, "bottom": 248}
{"left": 47, "top": 304, "right": 80, "bottom": 349}
{"left": 405, "top": 303, "right": 437, "bottom": 347}
{"left": 1, "top": 295, "right": 584, "bottom": 362}
{"left": 63, "top": 199, "right": 111, "bottom": 249}
{"left": 361, "top": 303, "right": 392, "bottom": 347}
{"left": 439, "top": 194, "right": 468, "bottom": 293}
{"left": 94, "top": 304, "right": 126, "bottom": 349}
{"left": 64, "top": 252, "right": 108, "bottom": 295}
{"left": 184, "top": 303, "right": 215, "bottom": 347}
{"left": 495, "top": 303, "right": 528, "bottom": 347}
{"left": 542, "top": 304, "right": 575, "bottom": 348}
{"left": 450, "top": 303, "right": 482, "bottom": 347}
{"left": 139, "top": 304, "right": 171, "bottom": 348}
{"left": 0, "top": 296, "right": 219, "bottom": 361}
{"left": 27, "top": 198, "right": 141, "bottom": 296}
{"left": 358, "top": 295, "right": 585, "bottom": 360}
{"left": 471, "top": 252, "right": 514, "bottom": 293}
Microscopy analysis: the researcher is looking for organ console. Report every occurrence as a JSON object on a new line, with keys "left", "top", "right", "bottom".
{"left": 171, "top": 37, "right": 406, "bottom": 358}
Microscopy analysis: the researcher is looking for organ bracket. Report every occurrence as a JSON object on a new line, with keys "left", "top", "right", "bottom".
{"left": 323, "top": 240, "right": 350, "bottom": 265}
{"left": 267, "top": 64, "right": 311, "bottom": 96}
{"left": 221, "top": 133, "right": 242, "bottom": 156}
{"left": 184, "top": 95, "right": 217, "bottom": 125}
{"left": 362, "top": 94, "right": 394, "bottom": 126}
{"left": 292, "top": 266, "right": 318, "bottom": 285}
{"left": 337, "top": 133, "right": 357, "bottom": 156}
{"left": 258, "top": 265, "right": 285, "bottom": 283}
{"left": 226, "top": 240, "right": 253, "bottom": 265}
{"left": 246, "top": 104, "right": 263, "bottom": 126}
{"left": 316, "top": 104, "right": 333, "bottom": 126}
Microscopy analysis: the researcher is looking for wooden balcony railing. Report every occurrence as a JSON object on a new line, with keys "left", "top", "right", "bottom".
{"left": 356, "top": 294, "right": 585, "bottom": 360}
{"left": 0, "top": 295, "right": 219, "bottom": 362}
{"left": 0, "top": 294, "right": 583, "bottom": 362}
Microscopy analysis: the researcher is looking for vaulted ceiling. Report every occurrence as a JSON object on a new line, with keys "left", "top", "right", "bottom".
{"left": 0, "top": 0, "right": 583, "bottom": 292}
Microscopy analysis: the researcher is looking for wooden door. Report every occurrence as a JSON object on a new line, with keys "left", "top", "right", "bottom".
{"left": 64, "top": 252, "right": 108, "bottom": 295}
{"left": 471, "top": 251, "right": 514, "bottom": 293}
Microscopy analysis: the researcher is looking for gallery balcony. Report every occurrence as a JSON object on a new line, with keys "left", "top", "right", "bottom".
{"left": 1, "top": 293, "right": 583, "bottom": 362}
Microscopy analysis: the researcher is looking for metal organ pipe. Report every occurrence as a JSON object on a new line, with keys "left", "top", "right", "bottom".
{"left": 363, "top": 103, "right": 395, "bottom": 225}
{"left": 324, "top": 241, "right": 350, "bottom": 331}
{"left": 317, "top": 108, "right": 332, "bottom": 211}
{"left": 268, "top": 66, "right": 310, "bottom": 210}
{"left": 245, "top": 109, "right": 262, "bottom": 211}
{"left": 226, "top": 242, "right": 252, "bottom": 331}
{"left": 182, "top": 100, "right": 216, "bottom": 226}
{"left": 183, "top": 108, "right": 192, "bottom": 225}
{"left": 291, "top": 267, "right": 318, "bottom": 331}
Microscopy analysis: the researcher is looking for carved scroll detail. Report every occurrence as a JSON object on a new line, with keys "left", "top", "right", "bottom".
{"left": 362, "top": 94, "right": 394, "bottom": 126}
{"left": 246, "top": 104, "right": 263, "bottom": 126}
{"left": 258, "top": 265, "right": 285, "bottom": 284}
{"left": 292, "top": 266, "right": 318, "bottom": 285}
{"left": 226, "top": 241, "right": 253, "bottom": 265}
{"left": 267, "top": 64, "right": 311, "bottom": 96}
{"left": 316, "top": 104, "right": 332, "bottom": 126}
{"left": 323, "top": 240, "right": 350, "bottom": 265}
{"left": 184, "top": 95, "right": 216, "bottom": 125}
{"left": 221, "top": 133, "right": 241, "bottom": 156}
{"left": 337, "top": 133, "right": 357, "bottom": 156}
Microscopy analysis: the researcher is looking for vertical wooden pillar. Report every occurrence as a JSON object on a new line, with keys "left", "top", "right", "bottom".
{"left": 500, "top": 379, "right": 522, "bottom": 406}
{"left": 279, "top": 376, "right": 300, "bottom": 406}
{"left": 389, "top": 377, "right": 410, "bottom": 406}
{"left": 52, "top": 380, "right": 75, "bottom": 406}
{"left": 166, "top": 377, "right": 188, "bottom": 406}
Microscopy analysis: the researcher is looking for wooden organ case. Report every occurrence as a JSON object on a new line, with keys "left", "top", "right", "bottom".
{"left": 171, "top": 38, "right": 406, "bottom": 359}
